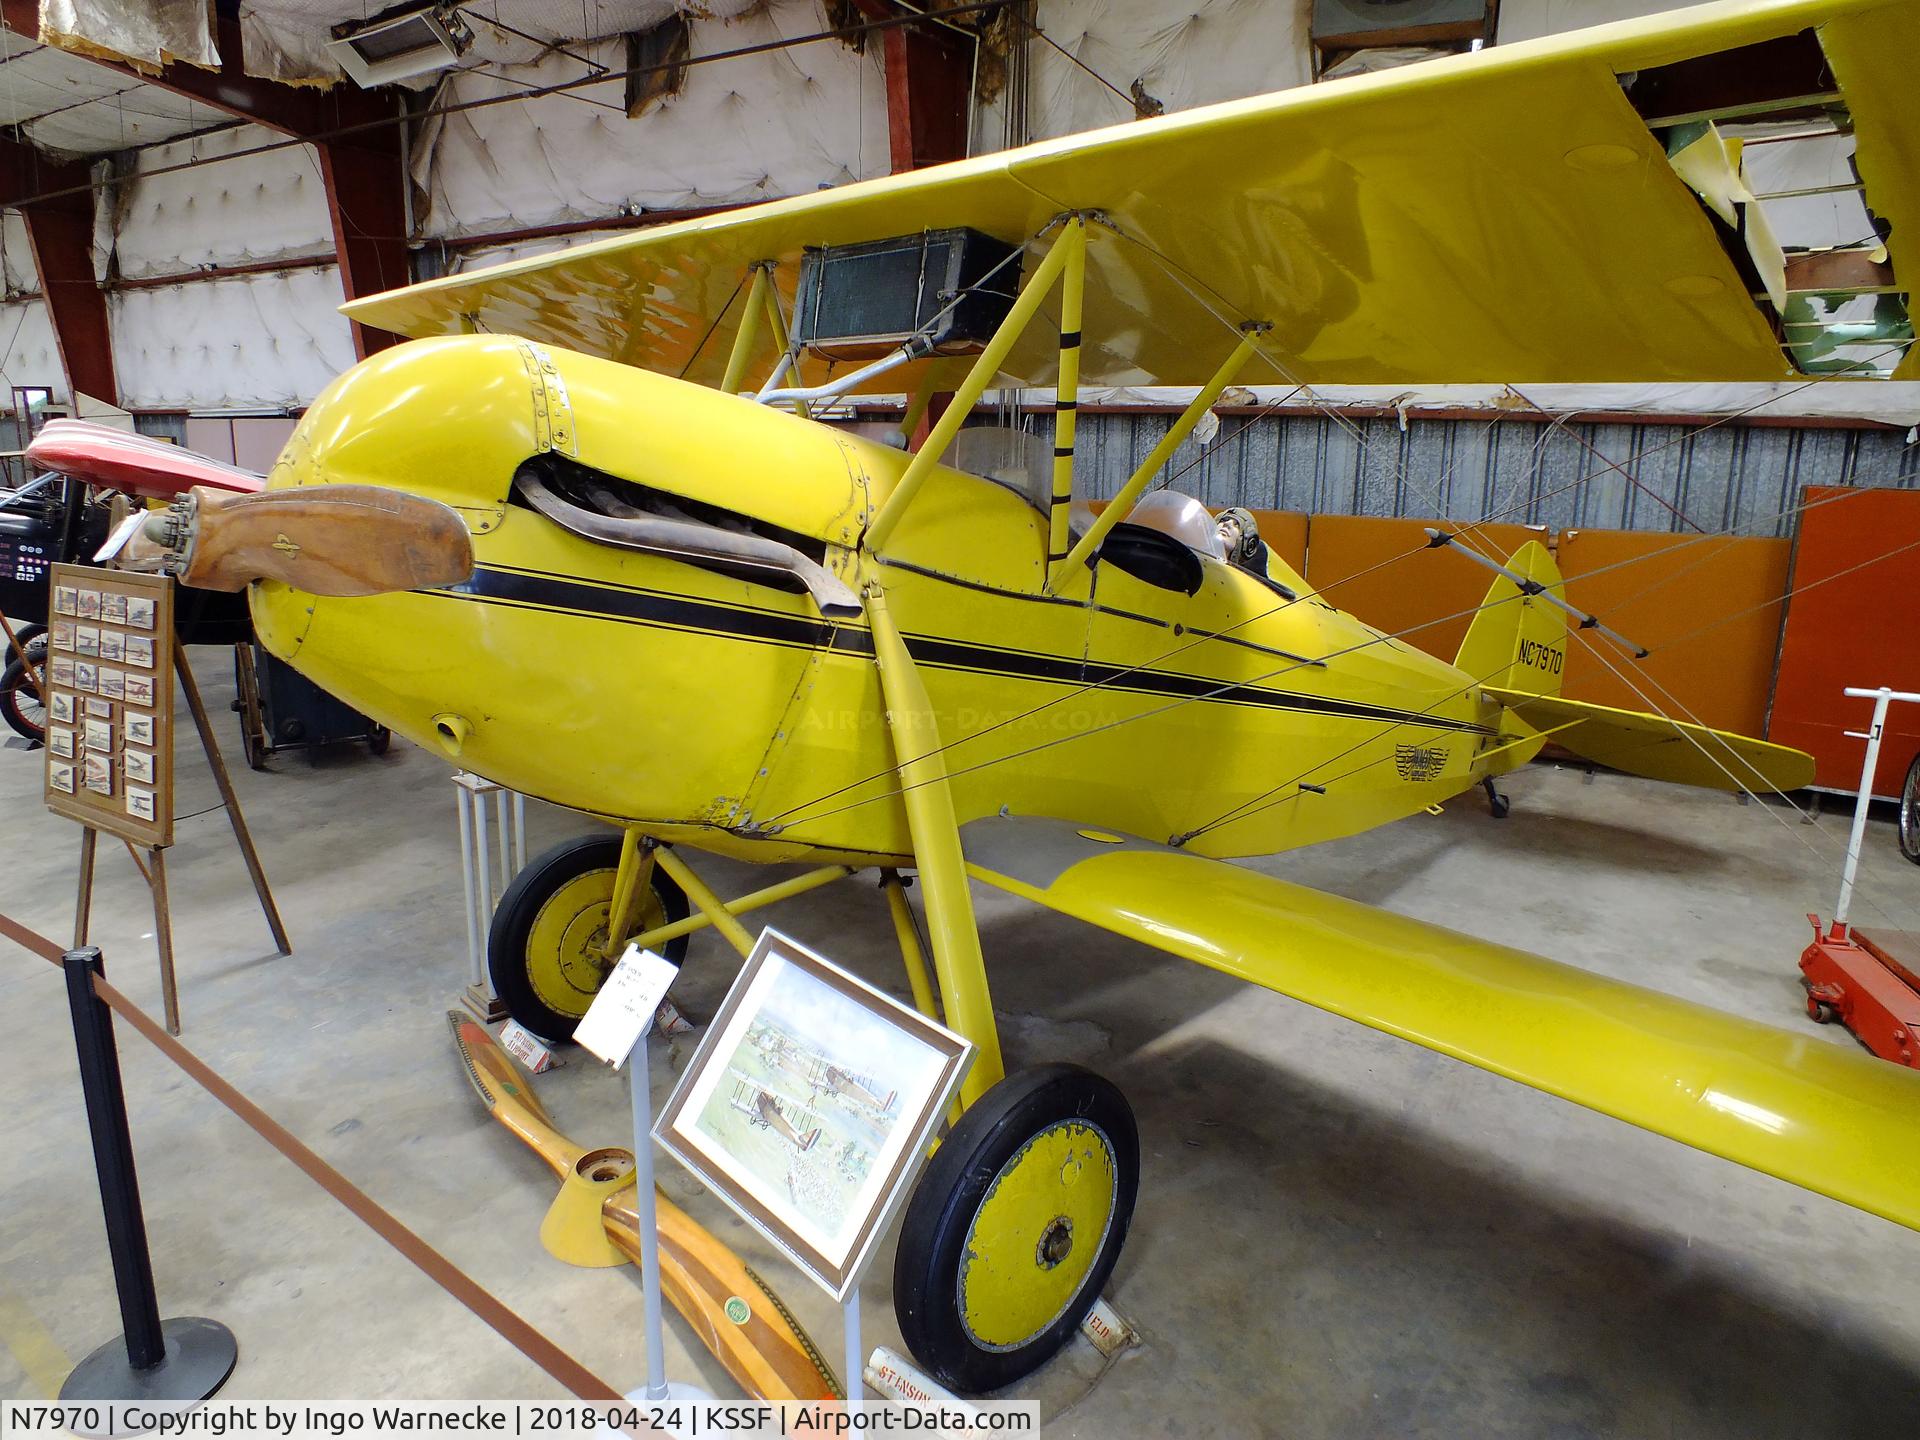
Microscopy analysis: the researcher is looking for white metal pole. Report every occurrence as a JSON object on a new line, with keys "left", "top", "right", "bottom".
{"left": 1835, "top": 687, "right": 1894, "bottom": 931}
{"left": 495, "top": 789, "right": 511, "bottom": 892}
{"left": 474, "top": 791, "right": 493, "bottom": 924}
{"left": 455, "top": 783, "right": 481, "bottom": 989}
{"left": 629, "top": 1029, "right": 670, "bottom": 1402}
{"left": 843, "top": 1293, "right": 863, "bottom": 1413}
{"left": 513, "top": 792, "right": 527, "bottom": 871}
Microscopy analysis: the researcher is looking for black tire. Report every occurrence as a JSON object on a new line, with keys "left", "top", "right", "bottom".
{"left": 1900, "top": 753, "right": 1920, "bottom": 866}
{"left": 366, "top": 725, "right": 391, "bottom": 756}
{"left": 0, "top": 656, "right": 46, "bottom": 744}
{"left": 7, "top": 624, "right": 45, "bottom": 665}
{"left": 232, "top": 645, "right": 269, "bottom": 770}
{"left": 894, "top": 1064, "right": 1139, "bottom": 1393}
{"left": 487, "top": 834, "right": 690, "bottom": 1043}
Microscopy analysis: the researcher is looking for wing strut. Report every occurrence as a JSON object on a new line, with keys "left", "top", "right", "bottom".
{"left": 865, "top": 217, "right": 1080, "bottom": 551}
{"left": 1048, "top": 321, "right": 1266, "bottom": 592}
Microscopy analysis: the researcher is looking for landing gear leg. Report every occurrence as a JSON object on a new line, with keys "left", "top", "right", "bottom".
{"left": 1483, "top": 776, "right": 1511, "bottom": 819}
{"left": 866, "top": 585, "right": 1137, "bottom": 1393}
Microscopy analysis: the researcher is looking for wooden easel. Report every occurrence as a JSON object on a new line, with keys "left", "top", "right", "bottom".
{"left": 70, "top": 643, "right": 289, "bottom": 1036}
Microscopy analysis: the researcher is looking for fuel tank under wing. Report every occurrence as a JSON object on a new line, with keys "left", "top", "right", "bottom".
{"left": 963, "top": 815, "right": 1920, "bottom": 1233}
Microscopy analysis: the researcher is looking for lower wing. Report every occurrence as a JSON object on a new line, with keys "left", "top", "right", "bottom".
{"left": 963, "top": 817, "right": 1920, "bottom": 1232}
{"left": 1485, "top": 687, "right": 1815, "bottom": 793}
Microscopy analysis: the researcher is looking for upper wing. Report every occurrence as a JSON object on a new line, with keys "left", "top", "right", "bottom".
{"left": 26, "top": 420, "right": 265, "bottom": 498}
{"left": 963, "top": 815, "right": 1920, "bottom": 1232}
{"left": 1486, "top": 687, "right": 1817, "bottom": 792}
{"left": 344, "top": 0, "right": 1919, "bottom": 389}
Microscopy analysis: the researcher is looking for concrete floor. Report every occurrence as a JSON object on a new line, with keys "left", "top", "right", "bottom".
{"left": 4, "top": 652, "right": 1920, "bottom": 1436}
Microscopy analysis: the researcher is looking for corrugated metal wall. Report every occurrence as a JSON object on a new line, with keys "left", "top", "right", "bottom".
{"left": 1050, "top": 410, "right": 1920, "bottom": 536}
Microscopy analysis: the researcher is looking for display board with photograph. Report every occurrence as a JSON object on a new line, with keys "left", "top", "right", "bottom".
{"left": 42, "top": 564, "right": 174, "bottom": 847}
{"left": 656, "top": 928, "right": 973, "bottom": 1301}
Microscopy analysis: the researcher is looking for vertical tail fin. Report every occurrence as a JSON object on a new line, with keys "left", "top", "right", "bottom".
{"left": 1453, "top": 539, "right": 1568, "bottom": 698}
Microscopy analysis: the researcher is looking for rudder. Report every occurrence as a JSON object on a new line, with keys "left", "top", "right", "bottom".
{"left": 1452, "top": 539, "right": 1568, "bottom": 697}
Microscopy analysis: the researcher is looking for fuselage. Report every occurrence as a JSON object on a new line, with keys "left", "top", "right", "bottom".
{"left": 250, "top": 335, "right": 1511, "bottom": 863}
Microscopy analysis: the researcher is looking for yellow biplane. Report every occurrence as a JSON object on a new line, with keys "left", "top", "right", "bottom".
{"left": 42, "top": 0, "right": 1920, "bottom": 1396}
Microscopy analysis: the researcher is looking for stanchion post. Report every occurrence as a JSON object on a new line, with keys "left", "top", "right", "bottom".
{"left": 59, "top": 946, "right": 237, "bottom": 1405}
{"left": 843, "top": 1295, "right": 863, "bottom": 1413}
{"left": 629, "top": 1028, "right": 670, "bottom": 1403}
{"left": 65, "top": 946, "right": 164, "bottom": 1369}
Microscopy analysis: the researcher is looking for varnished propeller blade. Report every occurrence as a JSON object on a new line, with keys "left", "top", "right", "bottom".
{"left": 447, "top": 1015, "right": 842, "bottom": 1402}
{"left": 152, "top": 485, "right": 473, "bottom": 597}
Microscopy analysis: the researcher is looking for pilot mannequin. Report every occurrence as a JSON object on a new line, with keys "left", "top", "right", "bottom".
{"left": 1215, "top": 506, "right": 1271, "bottom": 576}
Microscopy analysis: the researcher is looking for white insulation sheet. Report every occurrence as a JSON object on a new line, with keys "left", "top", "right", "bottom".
{"left": 109, "top": 265, "right": 356, "bottom": 411}
{"left": 0, "top": 300, "right": 68, "bottom": 403}
{"left": 413, "top": 3, "right": 889, "bottom": 238}
{"left": 111, "top": 125, "right": 338, "bottom": 280}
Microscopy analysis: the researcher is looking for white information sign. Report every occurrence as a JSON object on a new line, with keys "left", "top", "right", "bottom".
{"left": 573, "top": 945, "right": 679, "bottom": 1068}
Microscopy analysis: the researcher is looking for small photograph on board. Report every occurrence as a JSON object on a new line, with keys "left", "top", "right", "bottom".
{"left": 125, "top": 596, "right": 155, "bottom": 630}
{"left": 48, "top": 761, "right": 74, "bottom": 794}
{"left": 98, "top": 630, "right": 124, "bottom": 663}
{"left": 102, "top": 592, "right": 128, "bottom": 624}
{"left": 125, "top": 786, "right": 156, "bottom": 823}
{"left": 50, "top": 658, "right": 74, "bottom": 689}
{"left": 75, "top": 625, "right": 99, "bottom": 656}
{"left": 76, "top": 589, "right": 101, "bottom": 619}
{"left": 53, "top": 585, "right": 78, "bottom": 616}
{"left": 51, "top": 621, "right": 74, "bottom": 650}
{"left": 82, "top": 753, "right": 112, "bottom": 795}
{"left": 100, "top": 668, "right": 125, "bottom": 701}
{"left": 124, "top": 711, "right": 154, "bottom": 747}
{"left": 85, "top": 695, "right": 111, "bottom": 718}
{"left": 83, "top": 716, "right": 112, "bottom": 751}
{"left": 125, "top": 635, "right": 154, "bottom": 669}
{"left": 73, "top": 661, "right": 97, "bottom": 693}
{"left": 123, "top": 672, "right": 155, "bottom": 708}
{"left": 49, "top": 692, "right": 75, "bottom": 724}
{"left": 123, "top": 747, "right": 155, "bottom": 784}
{"left": 48, "top": 728, "right": 75, "bottom": 759}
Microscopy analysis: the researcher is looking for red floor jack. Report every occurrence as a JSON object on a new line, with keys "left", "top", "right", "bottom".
{"left": 1800, "top": 685, "right": 1920, "bottom": 1067}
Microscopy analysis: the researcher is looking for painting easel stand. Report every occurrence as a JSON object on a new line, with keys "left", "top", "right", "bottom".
{"left": 73, "top": 646, "right": 290, "bottom": 1035}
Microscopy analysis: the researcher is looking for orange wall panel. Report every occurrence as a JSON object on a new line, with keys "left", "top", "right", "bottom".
{"left": 1303, "top": 515, "right": 1547, "bottom": 664}
{"left": 1247, "top": 508, "right": 1309, "bottom": 576}
{"left": 1557, "top": 528, "right": 1790, "bottom": 739}
{"left": 1771, "top": 486, "right": 1920, "bottom": 794}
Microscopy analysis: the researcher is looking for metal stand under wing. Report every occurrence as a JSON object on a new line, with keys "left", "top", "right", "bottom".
{"left": 961, "top": 816, "right": 1920, "bottom": 1234}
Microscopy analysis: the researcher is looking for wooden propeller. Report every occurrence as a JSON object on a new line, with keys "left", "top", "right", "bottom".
{"left": 446, "top": 1014, "right": 842, "bottom": 1403}
{"left": 139, "top": 485, "right": 473, "bottom": 597}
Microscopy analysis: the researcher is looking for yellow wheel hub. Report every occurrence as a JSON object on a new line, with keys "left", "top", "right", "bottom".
{"left": 960, "top": 1120, "right": 1117, "bottom": 1351}
{"left": 524, "top": 869, "right": 667, "bottom": 1019}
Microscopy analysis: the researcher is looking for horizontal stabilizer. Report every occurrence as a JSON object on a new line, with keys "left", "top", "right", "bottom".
{"left": 963, "top": 816, "right": 1920, "bottom": 1234}
{"left": 1486, "top": 688, "right": 1814, "bottom": 793}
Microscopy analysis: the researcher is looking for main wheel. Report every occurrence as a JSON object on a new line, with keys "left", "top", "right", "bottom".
{"left": 1901, "top": 753, "right": 1920, "bottom": 866}
{"left": 232, "top": 645, "right": 269, "bottom": 770}
{"left": 487, "top": 834, "right": 690, "bottom": 1043}
{"left": 894, "top": 1064, "right": 1139, "bottom": 1393}
{"left": 0, "top": 656, "right": 46, "bottom": 744}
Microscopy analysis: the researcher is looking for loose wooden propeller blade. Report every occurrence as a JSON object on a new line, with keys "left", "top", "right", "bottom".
{"left": 165, "top": 484, "right": 473, "bottom": 597}
{"left": 447, "top": 1015, "right": 842, "bottom": 1402}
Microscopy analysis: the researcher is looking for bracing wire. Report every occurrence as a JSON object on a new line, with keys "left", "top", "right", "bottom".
{"left": 1180, "top": 519, "right": 1920, "bottom": 851}
{"left": 766, "top": 462, "right": 1920, "bottom": 841}
{"left": 1563, "top": 623, "right": 1920, "bottom": 934}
